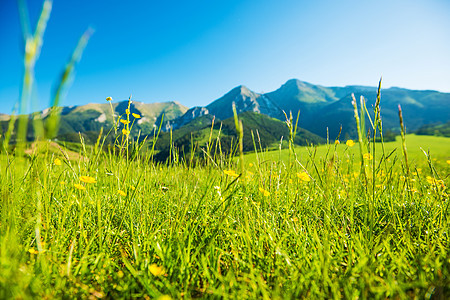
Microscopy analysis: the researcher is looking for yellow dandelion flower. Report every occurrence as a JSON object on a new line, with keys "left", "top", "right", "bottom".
{"left": 130, "top": 186, "right": 136, "bottom": 190}
{"left": 149, "top": 264, "right": 164, "bottom": 276}
{"left": 79, "top": 176, "right": 97, "bottom": 184}
{"left": 223, "top": 169, "right": 239, "bottom": 177}
{"left": 296, "top": 172, "right": 311, "bottom": 182}
{"left": 157, "top": 295, "right": 172, "bottom": 300}
{"left": 74, "top": 183, "right": 86, "bottom": 190}
{"left": 106, "top": 96, "right": 113, "bottom": 101}
{"left": 60, "top": 181, "right": 66, "bottom": 185}
{"left": 28, "top": 248, "right": 39, "bottom": 255}
{"left": 54, "top": 158, "right": 62, "bottom": 166}
{"left": 122, "top": 129, "right": 130, "bottom": 135}
{"left": 447, "top": 160, "right": 450, "bottom": 165}
{"left": 249, "top": 163, "right": 254, "bottom": 167}
{"left": 132, "top": 113, "right": 141, "bottom": 119}
{"left": 363, "top": 153, "right": 373, "bottom": 160}
{"left": 120, "top": 119, "right": 130, "bottom": 124}
{"left": 118, "top": 190, "right": 127, "bottom": 197}
{"left": 334, "top": 140, "right": 340, "bottom": 145}
{"left": 259, "top": 187, "right": 270, "bottom": 197}
{"left": 346, "top": 140, "right": 355, "bottom": 147}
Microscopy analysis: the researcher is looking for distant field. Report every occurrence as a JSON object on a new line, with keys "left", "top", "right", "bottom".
{"left": 245, "top": 134, "right": 450, "bottom": 164}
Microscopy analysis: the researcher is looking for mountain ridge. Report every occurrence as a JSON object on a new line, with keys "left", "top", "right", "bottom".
{"left": 1, "top": 79, "right": 449, "bottom": 145}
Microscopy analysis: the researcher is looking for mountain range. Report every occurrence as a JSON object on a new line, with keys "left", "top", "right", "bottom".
{"left": 1, "top": 79, "right": 449, "bottom": 154}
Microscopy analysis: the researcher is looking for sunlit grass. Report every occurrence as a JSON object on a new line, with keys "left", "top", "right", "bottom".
{"left": 0, "top": 130, "right": 448, "bottom": 298}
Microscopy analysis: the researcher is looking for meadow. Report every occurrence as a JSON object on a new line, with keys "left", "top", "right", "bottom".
{"left": 0, "top": 114, "right": 449, "bottom": 298}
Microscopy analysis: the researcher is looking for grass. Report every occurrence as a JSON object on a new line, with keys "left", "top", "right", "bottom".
{"left": 0, "top": 128, "right": 449, "bottom": 298}
{"left": 245, "top": 134, "right": 450, "bottom": 165}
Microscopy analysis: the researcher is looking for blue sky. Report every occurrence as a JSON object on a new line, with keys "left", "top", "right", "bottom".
{"left": 0, "top": 0, "right": 449, "bottom": 114}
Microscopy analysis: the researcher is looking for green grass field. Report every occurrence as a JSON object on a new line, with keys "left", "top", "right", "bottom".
{"left": 245, "top": 134, "right": 450, "bottom": 165}
{"left": 0, "top": 129, "right": 449, "bottom": 298}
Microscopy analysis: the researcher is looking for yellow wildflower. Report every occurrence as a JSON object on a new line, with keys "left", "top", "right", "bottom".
{"left": 334, "top": 140, "right": 340, "bottom": 145}
{"left": 132, "top": 113, "right": 141, "bottom": 119}
{"left": 447, "top": 160, "right": 450, "bottom": 165}
{"left": 259, "top": 187, "right": 270, "bottom": 197}
{"left": 120, "top": 119, "right": 130, "bottom": 124}
{"left": 117, "top": 270, "right": 124, "bottom": 278}
{"left": 149, "top": 264, "right": 164, "bottom": 276}
{"left": 157, "top": 295, "right": 172, "bottom": 300}
{"left": 122, "top": 129, "right": 130, "bottom": 135}
{"left": 74, "top": 183, "right": 86, "bottom": 190}
{"left": 60, "top": 181, "right": 66, "bottom": 185}
{"left": 223, "top": 169, "right": 239, "bottom": 177}
{"left": 363, "top": 153, "right": 373, "bottom": 160}
{"left": 346, "top": 140, "right": 355, "bottom": 147}
{"left": 118, "top": 190, "right": 127, "bottom": 197}
{"left": 28, "top": 248, "right": 39, "bottom": 255}
{"left": 106, "top": 97, "right": 113, "bottom": 101}
{"left": 296, "top": 172, "right": 311, "bottom": 182}
{"left": 125, "top": 109, "right": 130, "bottom": 115}
{"left": 249, "top": 163, "right": 254, "bottom": 167}
{"left": 54, "top": 158, "right": 62, "bottom": 166}
{"left": 79, "top": 176, "right": 97, "bottom": 184}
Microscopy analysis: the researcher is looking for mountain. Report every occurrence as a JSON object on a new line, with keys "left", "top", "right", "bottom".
{"left": 153, "top": 111, "right": 325, "bottom": 162}
{"left": 1, "top": 79, "right": 449, "bottom": 155}
{"left": 265, "top": 79, "right": 337, "bottom": 115}
{"left": 55, "top": 100, "right": 188, "bottom": 138}
{"left": 168, "top": 79, "right": 449, "bottom": 140}
{"left": 170, "top": 85, "right": 284, "bottom": 129}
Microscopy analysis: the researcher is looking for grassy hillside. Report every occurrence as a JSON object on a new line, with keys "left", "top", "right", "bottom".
{"left": 244, "top": 134, "right": 450, "bottom": 165}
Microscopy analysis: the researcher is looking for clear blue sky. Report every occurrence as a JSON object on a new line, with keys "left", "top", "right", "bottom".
{"left": 0, "top": 0, "right": 449, "bottom": 114}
